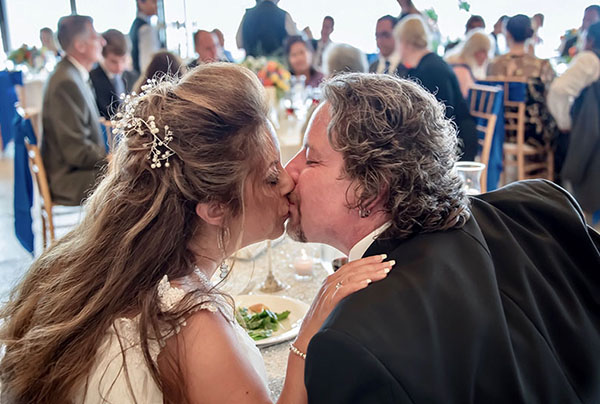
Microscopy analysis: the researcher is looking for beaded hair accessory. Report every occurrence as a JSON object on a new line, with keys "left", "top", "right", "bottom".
{"left": 110, "top": 79, "right": 178, "bottom": 169}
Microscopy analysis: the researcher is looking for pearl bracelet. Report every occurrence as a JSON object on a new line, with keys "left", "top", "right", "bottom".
{"left": 289, "top": 343, "right": 307, "bottom": 360}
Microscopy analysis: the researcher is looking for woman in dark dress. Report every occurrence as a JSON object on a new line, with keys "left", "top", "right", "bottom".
{"left": 394, "top": 15, "right": 478, "bottom": 161}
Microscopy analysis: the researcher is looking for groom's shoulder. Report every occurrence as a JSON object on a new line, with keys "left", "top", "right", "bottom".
{"left": 321, "top": 228, "right": 494, "bottom": 338}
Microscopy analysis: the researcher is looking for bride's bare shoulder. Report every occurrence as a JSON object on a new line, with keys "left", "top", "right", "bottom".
{"left": 157, "top": 309, "right": 272, "bottom": 404}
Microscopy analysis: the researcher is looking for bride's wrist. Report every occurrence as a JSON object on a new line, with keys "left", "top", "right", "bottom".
{"left": 292, "top": 335, "right": 310, "bottom": 353}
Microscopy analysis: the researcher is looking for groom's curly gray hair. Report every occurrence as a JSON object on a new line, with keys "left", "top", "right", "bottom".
{"left": 321, "top": 73, "right": 470, "bottom": 240}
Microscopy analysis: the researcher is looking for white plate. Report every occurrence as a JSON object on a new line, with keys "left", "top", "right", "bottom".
{"left": 235, "top": 294, "right": 310, "bottom": 348}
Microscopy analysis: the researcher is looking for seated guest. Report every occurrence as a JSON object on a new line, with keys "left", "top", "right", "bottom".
{"left": 323, "top": 43, "right": 368, "bottom": 76}
{"left": 302, "top": 42, "right": 368, "bottom": 134}
{"left": 188, "top": 30, "right": 219, "bottom": 69}
{"left": 41, "top": 15, "right": 107, "bottom": 206}
{"left": 548, "top": 21, "right": 600, "bottom": 178}
{"left": 370, "top": 15, "right": 406, "bottom": 75}
{"left": 134, "top": 50, "right": 184, "bottom": 93}
{"left": 90, "top": 29, "right": 139, "bottom": 119}
{"left": 395, "top": 15, "right": 478, "bottom": 161}
{"left": 285, "top": 72, "right": 600, "bottom": 403}
{"left": 285, "top": 35, "right": 324, "bottom": 88}
{"left": 446, "top": 30, "right": 492, "bottom": 98}
{"left": 488, "top": 14, "right": 557, "bottom": 146}
{"left": 211, "top": 28, "right": 234, "bottom": 62}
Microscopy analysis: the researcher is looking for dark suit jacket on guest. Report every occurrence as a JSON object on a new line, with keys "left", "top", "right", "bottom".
{"left": 305, "top": 180, "right": 600, "bottom": 403}
{"left": 41, "top": 58, "right": 107, "bottom": 206}
{"left": 89, "top": 65, "right": 138, "bottom": 120}
{"left": 402, "top": 52, "right": 478, "bottom": 161}
{"left": 368, "top": 58, "right": 408, "bottom": 76}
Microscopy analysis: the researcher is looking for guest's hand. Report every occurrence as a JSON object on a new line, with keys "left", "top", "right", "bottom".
{"left": 294, "top": 254, "right": 394, "bottom": 352}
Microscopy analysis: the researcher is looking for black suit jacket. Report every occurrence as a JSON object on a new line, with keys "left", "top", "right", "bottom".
{"left": 305, "top": 180, "right": 600, "bottom": 403}
{"left": 368, "top": 57, "right": 407, "bottom": 76}
{"left": 89, "top": 65, "right": 138, "bottom": 119}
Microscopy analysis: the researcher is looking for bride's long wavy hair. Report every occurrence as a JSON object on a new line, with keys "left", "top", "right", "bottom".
{"left": 0, "top": 63, "right": 271, "bottom": 403}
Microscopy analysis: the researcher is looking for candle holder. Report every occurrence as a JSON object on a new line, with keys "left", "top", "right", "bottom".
{"left": 259, "top": 240, "right": 288, "bottom": 293}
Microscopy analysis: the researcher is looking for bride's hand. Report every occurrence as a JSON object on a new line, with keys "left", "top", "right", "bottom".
{"left": 293, "top": 254, "right": 394, "bottom": 352}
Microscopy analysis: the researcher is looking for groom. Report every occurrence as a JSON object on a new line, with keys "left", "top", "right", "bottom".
{"left": 285, "top": 73, "right": 600, "bottom": 403}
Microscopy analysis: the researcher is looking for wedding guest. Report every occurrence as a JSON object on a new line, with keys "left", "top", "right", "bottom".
{"left": 527, "top": 13, "right": 544, "bottom": 56}
{"left": 90, "top": 29, "right": 139, "bottom": 119}
{"left": 212, "top": 28, "right": 234, "bottom": 62}
{"left": 369, "top": 15, "right": 406, "bottom": 76}
{"left": 40, "top": 27, "right": 60, "bottom": 57}
{"left": 313, "top": 16, "right": 334, "bottom": 70}
{"left": 559, "top": 5, "right": 600, "bottom": 58}
{"left": 285, "top": 35, "right": 324, "bottom": 88}
{"left": 446, "top": 30, "right": 492, "bottom": 97}
{"left": 285, "top": 72, "right": 600, "bottom": 403}
{"left": 133, "top": 50, "right": 184, "bottom": 93}
{"left": 548, "top": 21, "right": 600, "bottom": 131}
{"left": 188, "top": 30, "right": 218, "bottom": 69}
{"left": 491, "top": 15, "right": 508, "bottom": 55}
{"left": 323, "top": 43, "right": 368, "bottom": 76}
{"left": 548, "top": 21, "right": 600, "bottom": 175}
{"left": 465, "top": 15, "right": 485, "bottom": 33}
{"left": 488, "top": 14, "right": 557, "bottom": 146}
{"left": 395, "top": 15, "right": 477, "bottom": 160}
{"left": 301, "top": 42, "right": 368, "bottom": 135}
{"left": 236, "top": 0, "right": 300, "bottom": 57}
{"left": 41, "top": 15, "right": 107, "bottom": 206}
{"left": 0, "top": 63, "right": 388, "bottom": 403}
{"left": 129, "top": 0, "right": 162, "bottom": 73}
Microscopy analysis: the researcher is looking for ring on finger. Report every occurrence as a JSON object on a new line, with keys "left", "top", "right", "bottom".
{"left": 335, "top": 281, "right": 343, "bottom": 290}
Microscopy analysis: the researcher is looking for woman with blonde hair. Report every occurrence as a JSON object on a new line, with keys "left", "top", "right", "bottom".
{"left": 0, "top": 63, "right": 391, "bottom": 403}
{"left": 446, "top": 30, "right": 492, "bottom": 98}
{"left": 395, "top": 15, "right": 478, "bottom": 161}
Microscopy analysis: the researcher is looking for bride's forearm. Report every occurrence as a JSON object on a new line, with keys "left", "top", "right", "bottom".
{"left": 275, "top": 352, "right": 308, "bottom": 404}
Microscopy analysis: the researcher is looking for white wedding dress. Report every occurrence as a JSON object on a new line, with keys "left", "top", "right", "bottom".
{"left": 73, "top": 270, "right": 268, "bottom": 403}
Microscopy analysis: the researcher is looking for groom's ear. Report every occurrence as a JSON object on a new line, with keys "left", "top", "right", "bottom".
{"left": 195, "top": 201, "right": 226, "bottom": 226}
{"left": 363, "top": 183, "right": 390, "bottom": 212}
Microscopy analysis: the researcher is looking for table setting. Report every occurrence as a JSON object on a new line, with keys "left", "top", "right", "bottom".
{"left": 217, "top": 236, "right": 340, "bottom": 398}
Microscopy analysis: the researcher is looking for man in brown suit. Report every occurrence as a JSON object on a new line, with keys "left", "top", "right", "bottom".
{"left": 41, "top": 15, "right": 107, "bottom": 205}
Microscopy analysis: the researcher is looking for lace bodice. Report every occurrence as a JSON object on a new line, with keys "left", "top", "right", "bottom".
{"left": 73, "top": 271, "right": 268, "bottom": 403}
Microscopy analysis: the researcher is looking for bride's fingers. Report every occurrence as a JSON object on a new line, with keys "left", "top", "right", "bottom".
{"left": 325, "top": 260, "right": 394, "bottom": 292}
{"left": 328, "top": 261, "right": 394, "bottom": 302}
{"left": 328, "top": 254, "right": 388, "bottom": 280}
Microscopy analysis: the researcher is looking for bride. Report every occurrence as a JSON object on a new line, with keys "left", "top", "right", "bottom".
{"left": 0, "top": 63, "right": 393, "bottom": 403}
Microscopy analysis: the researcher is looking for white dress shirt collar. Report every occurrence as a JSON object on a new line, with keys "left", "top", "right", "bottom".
{"left": 348, "top": 221, "right": 392, "bottom": 262}
{"left": 137, "top": 10, "right": 153, "bottom": 23}
{"left": 67, "top": 55, "right": 90, "bottom": 82}
{"left": 377, "top": 52, "right": 401, "bottom": 74}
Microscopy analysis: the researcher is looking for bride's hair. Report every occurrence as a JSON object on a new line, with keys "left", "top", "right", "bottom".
{"left": 0, "top": 63, "right": 271, "bottom": 403}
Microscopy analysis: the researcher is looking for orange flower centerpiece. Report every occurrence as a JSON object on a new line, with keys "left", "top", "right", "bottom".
{"left": 241, "top": 57, "right": 290, "bottom": 107}
{"left": 257, "top": 60, "right": 291, "bottom": 98}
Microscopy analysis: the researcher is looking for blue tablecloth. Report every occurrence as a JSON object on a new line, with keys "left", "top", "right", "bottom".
{"left": 0, "top": 70, "right": 23, "bottom": 148}
{"left": 13, "top": 113, "right": 36, "bottom": 254}
{"left": 469, "top": 84, "right": 505, "bottom": 191}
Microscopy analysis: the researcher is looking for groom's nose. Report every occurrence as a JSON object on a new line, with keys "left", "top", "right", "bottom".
{"left": 284, "top": 149, "right": 304, "bottom": 183}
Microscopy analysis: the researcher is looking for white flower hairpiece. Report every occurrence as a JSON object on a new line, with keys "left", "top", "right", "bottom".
{"left": 110, "top": 79, "right": 179, "bottom": 169}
